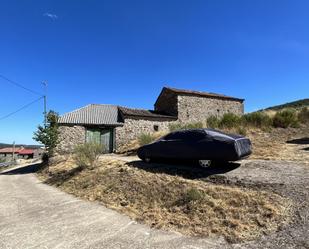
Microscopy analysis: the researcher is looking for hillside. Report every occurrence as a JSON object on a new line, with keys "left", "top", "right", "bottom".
{"left": 0, "top": 143, "right": 42, "bottom": 149}
{"left": 262, "top": 98, "right": 309, "bottom": 111}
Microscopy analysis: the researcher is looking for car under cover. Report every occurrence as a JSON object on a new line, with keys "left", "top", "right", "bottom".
{"left": 137, "top": 128, "right": 252, "bottom": 162}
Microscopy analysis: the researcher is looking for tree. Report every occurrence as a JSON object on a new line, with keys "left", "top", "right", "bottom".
{"left": 33, "top": 110, "right": 59, "bottom": 158}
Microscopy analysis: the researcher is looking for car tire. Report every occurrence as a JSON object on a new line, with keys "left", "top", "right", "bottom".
{"left": 198, "top": 160, "right": 212, "bottom": 168}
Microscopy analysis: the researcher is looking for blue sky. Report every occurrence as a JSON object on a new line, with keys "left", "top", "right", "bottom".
{"left": 0, "top": 0, "right": 308, "bottom": 144}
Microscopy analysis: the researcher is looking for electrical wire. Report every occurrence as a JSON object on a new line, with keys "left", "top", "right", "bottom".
{"left": 0, "top": 74, "right": 42, "bottom": 96}
{"left": 0, "top": 96, "right": 44, "bottom": 121}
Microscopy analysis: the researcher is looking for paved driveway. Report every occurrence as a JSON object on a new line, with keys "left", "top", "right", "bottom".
{"left": 0, "top": 163, "right": 223, "bottom": 249}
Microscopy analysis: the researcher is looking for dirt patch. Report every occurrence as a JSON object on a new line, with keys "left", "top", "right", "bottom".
{"left": 40, "top": 158, "right": 291, "bottom": 243}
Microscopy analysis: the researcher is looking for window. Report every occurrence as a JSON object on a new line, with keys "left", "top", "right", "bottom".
{"left": 153, "top": 125, "right": 159, "bottom": 131}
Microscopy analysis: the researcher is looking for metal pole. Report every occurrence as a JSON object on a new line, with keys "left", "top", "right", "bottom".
{"left": 42, "top": 81, "right": 47, "bottom": 128}
{"left": 44, "top": 95, "right": 47, "bottom": 128}
{"left": 12, "top": 141, "right": 15, "bottom": 162}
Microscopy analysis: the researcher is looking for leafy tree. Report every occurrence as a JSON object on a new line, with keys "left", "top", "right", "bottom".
{"left": 33, "top": 110, "right": 59, "bottom": 157}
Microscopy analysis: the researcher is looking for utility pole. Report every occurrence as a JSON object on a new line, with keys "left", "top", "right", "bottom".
{"left": 12, "top": 141, "right": 15, "bottom": 162}
{"left": 42, "top": 81, "right": 47, "bottom": 127}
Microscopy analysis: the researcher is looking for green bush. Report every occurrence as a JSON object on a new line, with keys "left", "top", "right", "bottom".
{"left": 168, "top": 122, "right": 204, "bottom": 132}
{"left": 298, "top": 107, "right": 309, "bottom": 123}
{"left": 74, "top": 142, "right": 103, "bottom": 168}
{"left": 207, "top": 116, "right": 220, "bottom": 128}
{"left": 242, "top": 112, "right": 272, "bottom": 128}
{"left": 138, "top": 133, "right": 155, "bottom": 146}
{"left": 273, "top": 109, "right": 299, "bottom": 128}
{"left": 219, "top": 113, "right": 242, "bottom": 129}
{"left": 181, "top": 188, "right": 204, "bottom": 204}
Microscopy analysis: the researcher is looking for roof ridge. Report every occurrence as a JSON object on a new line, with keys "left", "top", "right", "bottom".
{"left": 162, "top": 86, "right": 244, "bottom": 102}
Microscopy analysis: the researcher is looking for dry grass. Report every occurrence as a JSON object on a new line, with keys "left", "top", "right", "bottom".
{"left": 247, "top": 126, "right": 309, "bottom": 164}
{"left": 41, "top": 158, "right": 291, "bottom": 243}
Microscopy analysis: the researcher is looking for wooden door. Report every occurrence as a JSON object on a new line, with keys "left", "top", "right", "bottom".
{"left": 100, "top": 130, "right": 112, "bottom": 153}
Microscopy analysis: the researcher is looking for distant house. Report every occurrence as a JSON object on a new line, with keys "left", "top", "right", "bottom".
{"left": 56, "top": 86, "right": 244, "bottom": 154}
{"left": 0, "top": 147, "right": 37, "bottom": 159}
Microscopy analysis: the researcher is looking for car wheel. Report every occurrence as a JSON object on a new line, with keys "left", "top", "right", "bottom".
{"left": 198, "top": 160, "right": 212, "bottom": 167}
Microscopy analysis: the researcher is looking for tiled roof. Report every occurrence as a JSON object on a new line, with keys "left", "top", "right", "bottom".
{"left": 160, "top": 87, "right": 244, "bottom": 102}
{"left": 18, "top": 149, "right": 34, "bottom": 155}
{"left": 0, "top": 147, "right": 23, "bottom": 153}
{"left": 119, "top": 106, "right": 177, "bottom": 120}
{"left": 58, "top": 104, "right": 123, "bottom": 126}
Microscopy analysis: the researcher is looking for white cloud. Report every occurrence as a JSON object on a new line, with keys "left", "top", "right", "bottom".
{"left": 43, "top": 13, "right": 58, "bottom": 20}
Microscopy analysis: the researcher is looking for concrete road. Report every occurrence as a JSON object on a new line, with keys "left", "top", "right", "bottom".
{"left": 0, "top": 163, "right": 224, "bottom": 249}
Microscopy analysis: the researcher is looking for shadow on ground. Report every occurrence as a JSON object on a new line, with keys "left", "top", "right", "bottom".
{"left": 286, "top": 137, "right": 309, "bottom": 145}
{"left": 0, "top": 163, "right": 43, "bottom": 175}
{"left": 127, "top": 160, "right": 241, "bottom": 180}
{"left": 43, "top": 166, "right": 84, "bottom": 186}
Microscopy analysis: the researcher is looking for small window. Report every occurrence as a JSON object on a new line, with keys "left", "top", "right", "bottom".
{"left": 153, "top": 125, "right": 159, "bottom": 131}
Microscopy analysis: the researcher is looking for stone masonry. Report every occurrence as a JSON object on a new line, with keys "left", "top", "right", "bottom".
{"left": 177, "top": 95, "right": 244, "bottom": 123}
{"left": 56, "top": 87, "right": 245, "bottom": 154}
{"left": 115, "top": 118, "right": 172, "bottom": 149}
{"left": 55, "top": 125, "right": 86, "bottom": 155}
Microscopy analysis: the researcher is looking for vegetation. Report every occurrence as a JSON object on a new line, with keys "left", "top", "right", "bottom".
{"left": 73, "top": 142, "right": 103, "bottom": 168}
{"left": 138, "top": 133, "right": 156, "bottom": 146}
{"left": 33, "top": 110, "right": 59, "bottom": 157}
{"left": 242, "top": 112, "right": 272, "bottom": 128}
{"left": 168, "top": 122, "right": 204, "bottom": 132}
{"left": 206, "top": 116, "right": 220, "bottom": 128}
{"left": 298, "top": 107, "right": 309, "bottom": 124}
{"left": 263, "top": 98, "right": 309, "bottom": 111}
{"left": 219, "top": 113, "right": 241, "bottom": 129}
{"left": 180, "top": 188, "right": 204, "bottom": 204}
{"left": 204, "top": 108, "right": 306, "bottom": 133}
{"left": 273, "top": 109, "right": 299, "bottom": 128}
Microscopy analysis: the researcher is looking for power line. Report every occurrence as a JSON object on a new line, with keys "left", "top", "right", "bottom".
{"left": 0, "top": 96, "right": 44, "bottom": 121}
{"left": 0, "top": 74, "right": 42, "bottom": 96}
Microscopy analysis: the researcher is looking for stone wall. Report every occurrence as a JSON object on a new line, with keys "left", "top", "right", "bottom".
{"left": 154, "top": 91, "right": 178, "bottom": 116}
{"left": 55, "top": 125, "right": 86, "bottom": 154}
{"left": 177, "top": 95, "right": 244, "bottom": 123}
{"left": 115, "top": 118, "right": 172, "bottom": 149}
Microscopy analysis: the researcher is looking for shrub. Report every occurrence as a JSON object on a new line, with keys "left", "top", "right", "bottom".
{"left": 298, "top": 107, "right": 309, "bottom": 124}
{"left": 74, "top": 142, "right": 103, "bottom": 168}
{"left": 180, "top": 188, "right": 204, "bottom": 204}
{"left": 236, "top": 126, "right": 247, "bottom": 136}
{"left": 207, "top": 116, "right": 220, "bottom": 128}
{"left": 273, "top": 109, "right": 299, "bottom": 128}
{"left": 169, "top": 122, "right": 204, "bottom": 132}
{"left": 242, "top": 112, "right": 272, "bottom": 128}
{"left": 138, "top": 133, "right": 155, "bottom": 146}
{"left": 219, "top": 113, "right": 242, "bottom": 129}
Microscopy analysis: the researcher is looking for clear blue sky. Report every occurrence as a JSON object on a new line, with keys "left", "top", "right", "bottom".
{"left": 0, "top": 0, "right": 308, "bottom": 144}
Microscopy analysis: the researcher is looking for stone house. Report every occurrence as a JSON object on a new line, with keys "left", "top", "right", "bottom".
{"left": 56, "top": 87, "right": 244, "bottom": 154}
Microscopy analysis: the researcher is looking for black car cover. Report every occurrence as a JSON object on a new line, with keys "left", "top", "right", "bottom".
{"left": 137, "top": 128, "right": 252, "bottom": 162}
